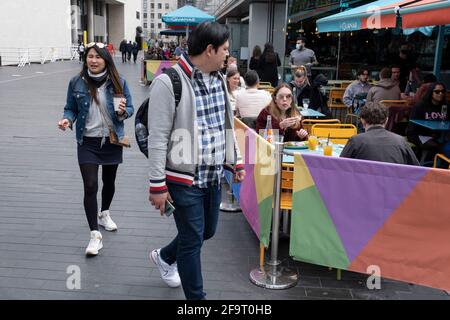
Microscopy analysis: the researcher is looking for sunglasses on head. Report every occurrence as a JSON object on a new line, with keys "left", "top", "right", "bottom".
{"left": 87, "top": 42, "right": 106, "bottom": 49}
{"left": 433, "top": 90, "right": 445, "bottom": 94}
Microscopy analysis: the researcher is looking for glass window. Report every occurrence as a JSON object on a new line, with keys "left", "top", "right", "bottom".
{"left": 158, "top": 3, "right": 162, "bottom": 9}
{"left": 158, "top": 23, "right": 162, "bottom": 29}
{"left": 158, "top": 13, "right": 162, "bottom": 19}
{"left": 151, "top": 13, "right": 154, "bottom": 19}
{"left": 150, "top": 23, "right": 154, "bottom": 29}
{"left": 136, "top": 11, "right": 140, "bottom": 19}
{"left": 144, "top": 23, "right": 147, "bottom": 28}
{"left": 151, "top": 3, "right": 154, "bottom": 9}
{"left": 143, "top": 13, "right": 147, "bottom": 18}
{"left": 165, "top": 3, "right": 169, "bottom": 9}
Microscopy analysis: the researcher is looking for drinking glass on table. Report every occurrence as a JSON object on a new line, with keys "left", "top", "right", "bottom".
{"left": 302, "top": 98, "right": 310, "bottom": 110}
{"left": 308, "top": 135, "right": 318, "bottom": 150}
{"left": 441, "top": 105, "right": 447, "bottom": 122}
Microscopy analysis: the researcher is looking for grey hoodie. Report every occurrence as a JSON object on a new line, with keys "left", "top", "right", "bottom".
{"left": 147, "top": 56, "right": 243, "bottom": 194}
{"left": 366, "top": 79, "right": 401, "bottom": 107}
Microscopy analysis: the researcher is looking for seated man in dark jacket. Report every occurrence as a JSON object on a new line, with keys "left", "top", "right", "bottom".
{"left": 340, "top": 105, "right": 419, "bottom": 166}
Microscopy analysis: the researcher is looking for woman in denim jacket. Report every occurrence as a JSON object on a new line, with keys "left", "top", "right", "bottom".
{"left": 58, "top": 43, "right": 134, "bottom": 256}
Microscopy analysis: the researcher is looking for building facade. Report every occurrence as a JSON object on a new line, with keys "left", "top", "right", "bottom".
{"left": 0, "top": 0, "right": 141, "bottom": 65}
{"left": 142, "top": 0, "right": 178, "bottom": 40}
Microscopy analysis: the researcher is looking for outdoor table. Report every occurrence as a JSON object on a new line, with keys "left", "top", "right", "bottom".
{"left": 298, "top": 108, "right": 325, "bottom": 118}
{"left": 409, "top": 119, "right": 450, "bottom": 142}
{"left": 283, "top": 143, "right": 345, "bottom": 163}
{"left": 409, "top": 120, "right": 450, "bottom": 131}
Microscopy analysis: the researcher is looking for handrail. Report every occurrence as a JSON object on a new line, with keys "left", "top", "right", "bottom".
{"left": 0, "top": 46, "right": 78, "bottom": 67}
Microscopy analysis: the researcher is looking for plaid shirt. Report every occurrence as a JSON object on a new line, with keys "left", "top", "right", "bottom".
{"left": 191, "top": 68, "right": 226, "bottom": 188}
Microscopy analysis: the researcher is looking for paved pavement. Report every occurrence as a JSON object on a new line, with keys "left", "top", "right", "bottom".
{"left": 0, "top": 58, "right": 448, "bottom": 300}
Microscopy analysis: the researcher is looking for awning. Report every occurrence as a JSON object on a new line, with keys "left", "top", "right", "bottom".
{"left": 159, "top": 29, "right": 193, "bottom": 36}
{"left": 162, "top": 5, "right": 215, "bottom": 27}
{"left": 316, "top": 0, "right": 450, "bottom": 33}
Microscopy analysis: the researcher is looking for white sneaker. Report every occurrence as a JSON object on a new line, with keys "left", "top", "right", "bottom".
{"left": 150, "top": 248, "right": 181, "bottom": 288}
{"left": 98, "top": 210, "right": 117, "bottom": 231}
{"left": 85, "top": 230, "right": 103, "bottom": 256}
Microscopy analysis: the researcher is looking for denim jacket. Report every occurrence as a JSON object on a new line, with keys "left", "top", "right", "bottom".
{"left": 63, "top": 74, "right": 134, "bottom": 145}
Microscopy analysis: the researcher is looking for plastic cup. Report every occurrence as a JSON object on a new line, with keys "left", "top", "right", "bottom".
{"left": 302, "top": 98, "right": 310, "bottom": 110}
{"left": 323, "top": 143, "right": 333, "bottom": 156}
{"left": 308, "top": 135, "right": 318, "bottom": 150}
{"left": 113, "top": 94, "right": 124, "bottom": 112}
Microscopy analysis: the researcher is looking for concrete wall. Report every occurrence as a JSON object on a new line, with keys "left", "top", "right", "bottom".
{"left": 108, "top": 4, "right": 125, "bottom": 50}
{"left": 124, "top": 0, "right": 141, "bottom": 45}
{"left": 247, "top": 2, "right": 286, "bottom": 78}
{"left": 94, "top": 14, "right": 107, "bottom": 37}
{"left": 0, "top": 0, "right": 72, "bottom": 48}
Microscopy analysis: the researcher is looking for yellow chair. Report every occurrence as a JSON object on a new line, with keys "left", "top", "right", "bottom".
{"left": 327, "top": 88, "right": 348, "bottom": 123}
{"left": 280, "top": 164, "right": 294, "bottom": 211}
{"left": 311, "top": 123, "right": 357, "bottom": 144}
{"left": 259, "top": 81, "right": 273, "bottom": 87}
{"left": 302, "top": 119, "right": 341, "bottom": 134}
{"left": 433, "top": 153, "right": 450, "bottom": 169}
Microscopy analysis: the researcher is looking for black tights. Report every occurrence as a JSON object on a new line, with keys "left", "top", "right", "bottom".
{"left": 79, "top": 164, "right": 119, "bottom": 231}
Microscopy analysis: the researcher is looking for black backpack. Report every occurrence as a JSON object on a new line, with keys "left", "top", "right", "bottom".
{"left": 135, "top": 67, "right": 182, "bottom": 158}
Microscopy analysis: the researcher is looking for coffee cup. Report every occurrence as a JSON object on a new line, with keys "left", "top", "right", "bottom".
{"left": 113, "top": 94, "right": 124, "bottom": 112}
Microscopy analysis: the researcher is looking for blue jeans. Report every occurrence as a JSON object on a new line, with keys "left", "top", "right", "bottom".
{"left": 160, "top": 182, "right": 221, "bottom": 300}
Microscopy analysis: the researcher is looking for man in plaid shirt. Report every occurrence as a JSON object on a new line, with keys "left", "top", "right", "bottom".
{"left": 148, "top": 22, "right": 245, "bottom": 300}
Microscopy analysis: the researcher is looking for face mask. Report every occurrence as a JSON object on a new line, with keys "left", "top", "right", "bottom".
{"left": 296, "top": 44, "right": 303, "bottom": 50}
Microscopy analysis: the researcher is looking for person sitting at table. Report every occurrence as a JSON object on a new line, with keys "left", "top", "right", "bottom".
{"left": 289, "top": 66, "right": 311, "bottom": 106}
{"left": 256, "top": 83, "right": 309, "bottom": 142}
{"left": 343, "top": 67, "right": 372, "bottom": 110}
{"left": 226, "top": 69, "right": 243, "bottom": 113}
{"left": 340, "top": 105, "right": 419, "bottom": 166}
{"left": 406, "top": 82, "right": 448, "bottom": 163}
{"left": 235, "top": 70, "right": 272, "bottom": 128}
{"left": 366, "top": 68, "right": 401, "bottom": 108}
{"left": 289, "top": 66, "right": 330, "bottom": 117}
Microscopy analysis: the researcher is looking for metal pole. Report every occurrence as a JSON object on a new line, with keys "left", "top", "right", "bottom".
{"left": 433, "top": 25, "right": 445, "bottom": 81}
{"left": 269, "top": 141, "right": 283, "bottom": 266}
{"left": 249, "top": 142, "right": 299, "bottom": 289}
{"left": 220, "top": 173, "right": 241, "bottom": 212}
{"left": 336, "top": 33, "right": 341, "bottom": 80}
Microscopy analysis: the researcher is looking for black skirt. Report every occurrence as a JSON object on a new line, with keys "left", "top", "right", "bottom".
{"left": 77, "top": 136, "right": 123, "bottom": 165}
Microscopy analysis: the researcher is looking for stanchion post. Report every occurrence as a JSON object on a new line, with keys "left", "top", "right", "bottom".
{"left": 220, "top": 171, "right": 241, "bottom": 212}
{"left": 249, "top": 141, "right": 299, "bottom": 289}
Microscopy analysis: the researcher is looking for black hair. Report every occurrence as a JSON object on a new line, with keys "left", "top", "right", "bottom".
{"left": 187, "top": 21, "right": 229, "bottom": 57}
{"left": 297, "top": 36, "right": 306, "bottom": 43}
{"left": 356, "top": 67, "right": 369, "bottom": 77}
{"left": 81, "top": 45, "right": 123, "bottom": 104}
{"left": 422, "top": 82, "right": 447, "bottom": 105}
{"left": 244, "top": 70, "right": 259, "bottom": 87}
{"left": 262, "top": 42, "right": 276, "bottom": 64}
{"left": 360, "top": 104, "right": 388, "bottom": 125}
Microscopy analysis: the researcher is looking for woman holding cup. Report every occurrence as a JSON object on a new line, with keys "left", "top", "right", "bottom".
{"left": 58, "top": 42, "right": 134, "bottom": 256}
{"left": 256, "top": 83, "right": 309, "bottom": 142}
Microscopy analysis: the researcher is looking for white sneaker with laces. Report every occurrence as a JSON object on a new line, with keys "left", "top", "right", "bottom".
{"left": 150, "top": 248, "right": 181, "bottom": 288}
{"left": 98, "top": 210, "right": 118, "bottom": 231}
{"left": 85, "top": 230, "right": 103, "bottom": 256}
